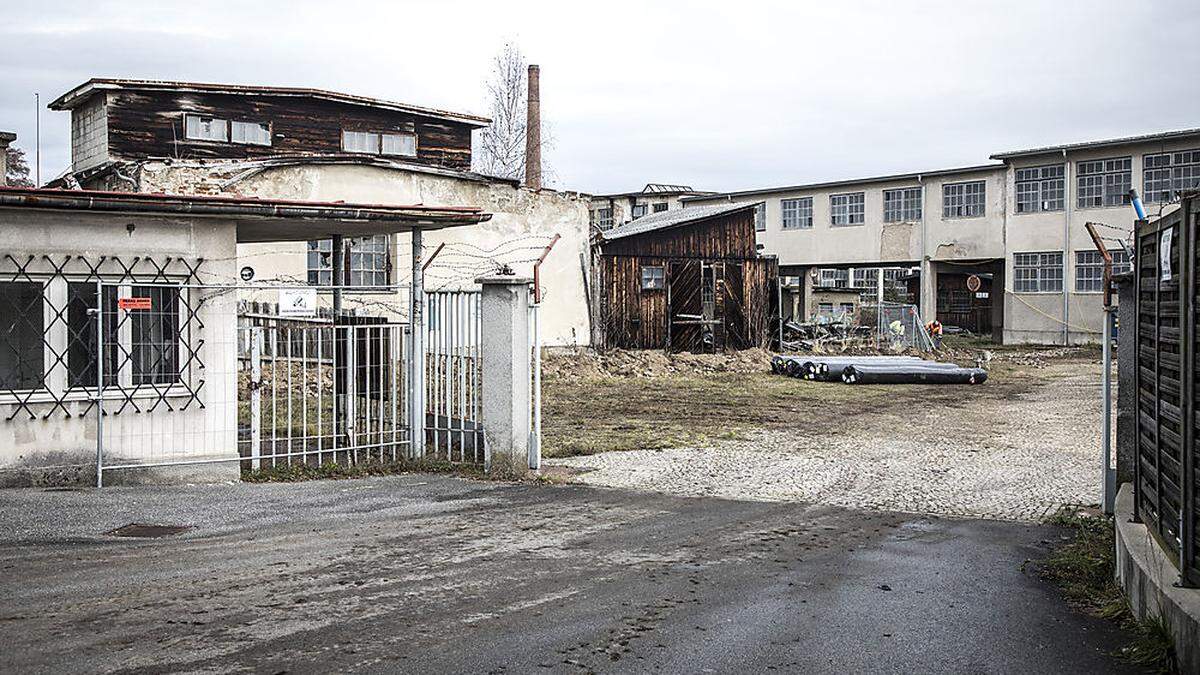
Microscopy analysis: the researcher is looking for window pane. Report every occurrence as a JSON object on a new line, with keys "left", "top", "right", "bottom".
{"left": 184, "top": 115, "right": 228, "bottom": 142}
{"left": 381, "top": 133, "right": 417, "bottom": 157}
{"left": 306, "top": 235, "right": 390, "bottom": 287}
{"left": 231, "top": 120, "right": 271, "bottom": 146}
{"left": 130, "top": 286, "right": 181, "bottom": 385}
{"left": 0, "top": 282, "right": 44, "bottom": 390}
{"left": 66, "top": 283, "right": 119, "bottom": 387}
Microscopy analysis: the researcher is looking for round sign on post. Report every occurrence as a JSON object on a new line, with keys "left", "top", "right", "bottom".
{"left": 966, "top": 274, "right": 981, "bottom": 292}
{"left": 240, "top": 266, "right": 255, "bottom": 282}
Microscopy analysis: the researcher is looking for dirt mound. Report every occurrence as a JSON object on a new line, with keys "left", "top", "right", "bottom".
{"left": 543, "top": 348, "right": 773, "bottom": 379}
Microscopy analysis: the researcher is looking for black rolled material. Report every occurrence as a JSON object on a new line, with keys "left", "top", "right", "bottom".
{"left": 841, "top": 364, "right": 989, "bottom": 385}
{"left": 815, "top": 358, "right": 947, "bottom": 382}
{"left": 784, "top": 359, "right": 804, "bottom": 377}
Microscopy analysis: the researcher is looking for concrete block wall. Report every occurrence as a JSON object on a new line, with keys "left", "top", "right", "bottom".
{"left": 70, "top": 95, "right": 109, "bottom": 172}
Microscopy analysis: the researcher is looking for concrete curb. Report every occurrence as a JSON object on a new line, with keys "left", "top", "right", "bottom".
{"left": 1114, "top": 483, "right": 1200, "bottom": 672}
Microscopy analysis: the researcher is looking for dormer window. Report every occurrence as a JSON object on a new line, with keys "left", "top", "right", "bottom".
{"left": 342, "top": 130, "right": 418, "bottom": 158}
{"left": 184, "top": 114, "right": 228, "bottom": 142}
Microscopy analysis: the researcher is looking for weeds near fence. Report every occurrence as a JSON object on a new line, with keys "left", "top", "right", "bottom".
{"left": 1040, "top": 508, "right": 1178, "bottom": 673}
{"left": 242, "top": 458, "right": 474, "bottom": 483}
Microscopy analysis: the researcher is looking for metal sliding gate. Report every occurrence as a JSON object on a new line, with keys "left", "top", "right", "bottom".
{"left": 1134, "top": 193, "right": 1200, "bottom": 587}
{"left": 89, "top": 283, "right": 532, "bottom": 483}
{"left": 93, "top": 283, "right": 420, "bottom": 482}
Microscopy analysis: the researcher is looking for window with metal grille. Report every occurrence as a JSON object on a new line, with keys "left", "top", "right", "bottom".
{"left": 942, "top": 181, "right": 986, "bottom": 218}
{"left": 307, "top": 235, "right": 391, "bottom": 286}
{"left": 1015, "top": 165, "right": 1065, "bottom": 213}
{"left": 883, "top": 187, "right": 922, "bottom": 222}
{"left": 1075, "top": 250, "right": 1131, "bottom": 292}
{"left": 652, "top": 202, "right": 669, "bottom": 213}
{"left": 184, "top": 114, "right": 229, "bottom": 142}
{"left": 754, "top": 203, "right": 767, "bottom": 231}
{"left": 230, "top": 120, "right": 271, "bottom": 146}
{"left": 830, "top": 192, "right": 865, "bottom": 226}
{"left": 1077, "top": 157, "right": 1131, "bottom": 208}
{"left": 781, "top": 197, "right": 813, "bottom": 229}
{"left": 0, "top": 281, "right": 45, "bottom": 390}
{"left": 640, "top": 265, "right": 665, "bottom": 291}
{"left": 1143, "top": 149, "right": 1200, "bottom": 202}
{"left": 66, "top": 283, "right": 118, "bottom": 388}
{"left": 129, "top": 286, "right": 181, "bottom": 385}
{"left": 1013, "top": 251, "right": 1063, "bottom": 293}
{"left": 631, "top": 204, "right": 648, "bottom": 219}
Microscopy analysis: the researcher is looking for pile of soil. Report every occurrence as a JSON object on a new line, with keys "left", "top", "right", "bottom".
{"left": 543, "top": 348, "right": 773, "bottom": 379}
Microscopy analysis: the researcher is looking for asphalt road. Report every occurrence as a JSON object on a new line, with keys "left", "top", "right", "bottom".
{"left": 0, "top": 476, "right": 1138, "bottom": 674}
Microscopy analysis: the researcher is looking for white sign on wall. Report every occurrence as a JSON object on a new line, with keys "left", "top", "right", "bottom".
{"left": 1161, "top": 228, "right": 1173, "bottom": 282}
{"left": 279, "top": 287, "right": 318, "bottom": 318}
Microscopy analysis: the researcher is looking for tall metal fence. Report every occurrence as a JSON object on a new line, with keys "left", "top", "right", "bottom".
{"left": 1134, "top": 194, "right": 1200, "bottom": 587}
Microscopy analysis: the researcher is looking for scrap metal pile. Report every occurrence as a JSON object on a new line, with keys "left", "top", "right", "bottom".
{"left": 769, "top": 354, "right": 988, "bottom": 385}
{"left": 779, "top": 319, "right": 873, "bottom": 351}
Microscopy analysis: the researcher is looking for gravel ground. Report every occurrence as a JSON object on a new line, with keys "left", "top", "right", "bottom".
{"left": 552, "top": 360, "right": 1106, "bottom": 521}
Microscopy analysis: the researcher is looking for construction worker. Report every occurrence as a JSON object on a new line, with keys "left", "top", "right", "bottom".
{"left": 926, "top": 319, "right": 944, "bottom": 348}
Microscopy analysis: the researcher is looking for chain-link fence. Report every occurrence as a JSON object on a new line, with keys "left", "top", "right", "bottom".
{"left": 857, "top": 301, "right": 936, "bottom": 351}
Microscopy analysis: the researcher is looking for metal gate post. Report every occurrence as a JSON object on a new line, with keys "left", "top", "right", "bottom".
{"left": 529, "top": 299, "right": 542, "bottom": 470}
{"left": 250, "top": 327, "right": 263, "bottom": 470}
{"left": 409, "top": 229, "right": 426, "bottom": 459}
{"left": 346, "top": 324, "right": 358, "bottom": 460}
{"left": 92, "top": 279, "right": 104, "bottom": 488}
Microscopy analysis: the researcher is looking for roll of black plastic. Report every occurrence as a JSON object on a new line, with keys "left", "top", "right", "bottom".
{"left": 784, "top": 359, "right": 805, "bottom": 377}
{"left": 841, "top": 364, "right": 989, "bottom": 385}
{"left": 818, "top": 358, "right": 952, "bottom": 382}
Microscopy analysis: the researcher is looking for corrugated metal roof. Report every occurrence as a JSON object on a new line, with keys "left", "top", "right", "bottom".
{"left": 990, "top": 127, "right": 1200, "bottom": 159}
{"left": 48, "top": 78, "right": 491, "bottom": 127}
{"left": 601, "top": 202, "right": 758, "bottom": 240}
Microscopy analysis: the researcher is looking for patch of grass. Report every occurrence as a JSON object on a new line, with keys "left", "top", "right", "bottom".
{"left": 241, "top": 458, "right": 481, "bottom": 483}
{"left": 541, "top": 368, "right": 1034, "bottom": 459}
{"left": 1040, "top": 508, "right": 1178, "bottom": 673}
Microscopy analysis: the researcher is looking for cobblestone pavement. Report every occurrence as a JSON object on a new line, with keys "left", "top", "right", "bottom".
{"left": 552, "top": 361, "right": 1106, "bottom": 521}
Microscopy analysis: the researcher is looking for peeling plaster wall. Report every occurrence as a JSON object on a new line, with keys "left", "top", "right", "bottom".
{"left": 138, "top": 162, "right": 592, "bottom": 346}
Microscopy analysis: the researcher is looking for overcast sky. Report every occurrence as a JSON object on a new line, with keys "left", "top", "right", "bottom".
{"left": 2, "top": 0, "right": 1198, "bottom": 194}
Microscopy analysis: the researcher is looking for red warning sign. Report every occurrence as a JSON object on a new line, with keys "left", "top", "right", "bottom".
{"left": 118, "top": 297, "right": 152, "bottom": 311}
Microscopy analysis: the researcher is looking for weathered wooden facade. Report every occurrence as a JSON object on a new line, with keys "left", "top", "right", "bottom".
{"left": 595, "top": 203, "right": 778, "bottom": 352}
{"left": 48, "top": 79, "right": 488, "bottom": 174}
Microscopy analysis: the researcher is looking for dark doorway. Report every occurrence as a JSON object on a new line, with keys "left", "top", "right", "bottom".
{"left": 936, "top": 273, "right": 993, "bottom": 335}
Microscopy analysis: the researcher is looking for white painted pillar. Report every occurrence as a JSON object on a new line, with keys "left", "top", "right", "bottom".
{"left": 409, "top": 229, "right": 425, "bottom": 459}
{"left": 477, "top": 274, "right": 532, "bottom": 475}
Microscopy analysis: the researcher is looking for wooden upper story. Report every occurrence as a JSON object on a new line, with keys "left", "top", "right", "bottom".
{"left": 50, "top": 79, "right": 490, "bottom": 174}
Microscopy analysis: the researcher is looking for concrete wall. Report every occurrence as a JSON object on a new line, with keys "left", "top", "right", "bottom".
{"left": 71, "top": 94, "right": 109, "bottom": 172}
{"left": 138, "top": 161, "right": 593, "bottom": 347}
{"left": 0, "top": 209, "right": 238, "bottom": 485}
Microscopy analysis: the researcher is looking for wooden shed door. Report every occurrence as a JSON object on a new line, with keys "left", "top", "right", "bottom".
{"left": 667, "top": 260, "right": 702, "bottom": 352}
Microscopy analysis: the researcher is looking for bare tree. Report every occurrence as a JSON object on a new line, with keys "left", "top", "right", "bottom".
{"left": 5, "top": 146, "right": 33, "bottom": 187}
{"left": 473, "top": 43, "right": 553, "bottom": 184}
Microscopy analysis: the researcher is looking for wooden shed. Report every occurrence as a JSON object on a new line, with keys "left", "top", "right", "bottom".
{"left": 593, "top": 202, "right": 778, "bottom": 352}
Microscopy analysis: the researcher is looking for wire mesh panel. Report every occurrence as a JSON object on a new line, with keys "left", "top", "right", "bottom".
{"left": 424, "top": 290, "right": 483, "bottom": 463}
{"left": 858, "top": 301, "right": 936, "bottom": 351}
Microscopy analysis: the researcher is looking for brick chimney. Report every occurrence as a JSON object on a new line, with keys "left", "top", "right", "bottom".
{"left": 524, "top": 64, "right": 541, "bottom": 190}
{"left": 0, "top": 131, "right": 15, "bottom": 187}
